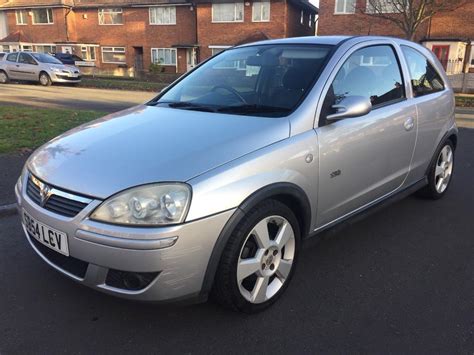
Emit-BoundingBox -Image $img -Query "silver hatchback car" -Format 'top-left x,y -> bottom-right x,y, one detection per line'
0,51 -> 81,86
16,36 -> 457,313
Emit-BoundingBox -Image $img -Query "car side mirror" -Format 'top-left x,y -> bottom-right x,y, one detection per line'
326,96 -> 372,122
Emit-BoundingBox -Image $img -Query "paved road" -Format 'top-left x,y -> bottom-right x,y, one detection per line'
0,83 -> 155,112
0,128 -> 472,354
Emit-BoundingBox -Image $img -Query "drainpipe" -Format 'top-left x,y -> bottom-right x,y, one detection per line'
64,7 -> 71,42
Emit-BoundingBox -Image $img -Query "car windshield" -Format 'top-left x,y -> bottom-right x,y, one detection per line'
152,44 -> 333,117
32,53 -> 63,64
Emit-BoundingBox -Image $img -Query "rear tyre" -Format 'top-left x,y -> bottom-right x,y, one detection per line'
212,199 -> 300,313
0,71 -> 9,84
39,72 -> 52,86
417,140 -> 455,200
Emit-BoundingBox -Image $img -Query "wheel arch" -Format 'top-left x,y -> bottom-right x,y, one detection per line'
425,130 -> 458,176
200,182 -> 311,298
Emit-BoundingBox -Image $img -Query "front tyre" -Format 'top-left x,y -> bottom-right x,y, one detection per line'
418,140 -> 455,199
0,71 -> 9,84
212,199 -> 300,313
39,72 -> 52,86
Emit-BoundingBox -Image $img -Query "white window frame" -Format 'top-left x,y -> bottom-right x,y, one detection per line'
98,8 -> 123,25
101,46 -> 126,64
151,48 -> 177,66
209,45 -> 231,56
2,45 -> 11,53
32,8 -> 54,25
334,0 -> 356,14
252,1 -> 270,22
81,46 -> 96,61
15,10 -> 27,25
212,2 -> 244,23
149,6 -> 176,25
308,13 -> 312,27
21,45 -> 33,52
300,10 -> 303,24
35,45 -> 56,54
366,0 -> 399,14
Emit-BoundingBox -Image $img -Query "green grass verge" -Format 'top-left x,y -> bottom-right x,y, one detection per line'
455,94 -> 474,108
0,105 -> 104,154
78,77 -> 169,92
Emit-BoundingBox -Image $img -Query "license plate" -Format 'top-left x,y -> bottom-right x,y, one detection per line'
23,210 -> 69,256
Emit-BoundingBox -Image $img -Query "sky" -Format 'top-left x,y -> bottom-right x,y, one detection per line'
310,0 -> 320,6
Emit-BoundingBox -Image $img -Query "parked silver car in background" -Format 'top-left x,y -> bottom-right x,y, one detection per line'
16,36 -> 457,313
0,51 -> 81,86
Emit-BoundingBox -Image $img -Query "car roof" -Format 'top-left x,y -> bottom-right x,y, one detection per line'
236,35 -> 422,48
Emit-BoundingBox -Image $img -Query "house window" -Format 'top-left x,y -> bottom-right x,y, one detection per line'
366,0 -> 399,13
149,7 -> 176,25
81,46 -> 96,61
36,45 -> 56,54
16,10 -> 27,25
2,45 -> 10,53
102,47 -> 126,63
300,10 -> 303,24
212,2 -> 244,22
32,8 -> 54,24
252,1 -> 270,22
335,0 -> 356,14
21,45 -> 33,52
151,48 -> 177,65
210,46 -> 231,56
98,8 -> 123,25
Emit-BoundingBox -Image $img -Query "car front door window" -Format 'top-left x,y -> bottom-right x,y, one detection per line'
323,45 -> 405,123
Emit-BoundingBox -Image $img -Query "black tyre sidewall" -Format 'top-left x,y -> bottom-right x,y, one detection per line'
213,199 -> 301,313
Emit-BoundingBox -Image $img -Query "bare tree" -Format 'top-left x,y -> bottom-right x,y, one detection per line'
362,0 -> 467,41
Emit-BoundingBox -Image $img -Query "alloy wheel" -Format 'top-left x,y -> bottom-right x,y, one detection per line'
434,145 -> 453,194
236,215 -> 295,304
40,74 -> 49,86
0,72 -> 7,83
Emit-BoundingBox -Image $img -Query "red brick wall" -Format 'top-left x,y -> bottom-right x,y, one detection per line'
72,6 -> 196,72
286,2 -> 315,38
317,0 -> 427,40
428,2 -> 474,39
197,0 -> 287,60
5,7 -> 70,43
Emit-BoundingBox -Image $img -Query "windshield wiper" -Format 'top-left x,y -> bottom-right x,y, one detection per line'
217,104 -> 291,115
150,101 -> 217,112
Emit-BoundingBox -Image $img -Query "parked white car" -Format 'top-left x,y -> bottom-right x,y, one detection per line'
0,51 -> 81,86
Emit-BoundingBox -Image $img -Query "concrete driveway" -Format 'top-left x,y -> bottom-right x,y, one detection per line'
0,83 -> 155,112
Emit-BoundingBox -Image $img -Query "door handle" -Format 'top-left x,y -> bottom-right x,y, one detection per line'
16,64 -> 20,67
404,117 -> 415,131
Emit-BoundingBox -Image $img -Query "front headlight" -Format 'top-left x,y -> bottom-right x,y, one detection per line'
50,67 -> 61,73
90,183 -> 191,226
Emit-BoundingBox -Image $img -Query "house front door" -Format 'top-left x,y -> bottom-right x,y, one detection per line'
432,45 -> 450,70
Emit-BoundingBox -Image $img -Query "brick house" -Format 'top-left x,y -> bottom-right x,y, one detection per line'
0,0 -> 317,75
317,0 -> 474,74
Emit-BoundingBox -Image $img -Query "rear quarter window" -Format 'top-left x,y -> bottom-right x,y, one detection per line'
401,45 -> 445,97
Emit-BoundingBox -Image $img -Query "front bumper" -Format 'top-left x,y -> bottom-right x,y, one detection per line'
51,72 -> 82,83
15,176 -> 234,302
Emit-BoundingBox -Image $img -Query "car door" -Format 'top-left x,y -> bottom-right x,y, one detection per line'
17,53 -> 39,81
4,52 -> 20,79
315,43 -> 417,228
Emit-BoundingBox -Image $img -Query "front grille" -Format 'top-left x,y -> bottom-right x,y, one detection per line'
26,174 -> 90,217
29,233 -> 89,278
